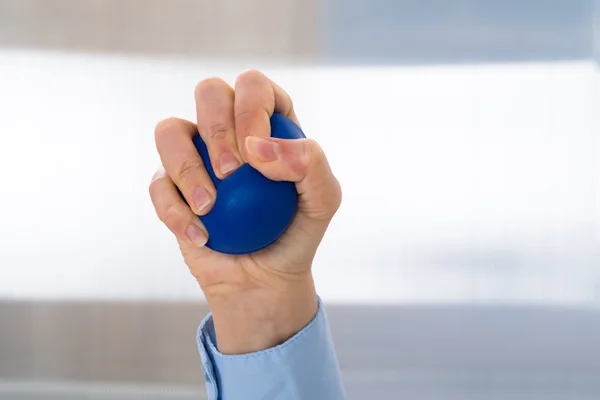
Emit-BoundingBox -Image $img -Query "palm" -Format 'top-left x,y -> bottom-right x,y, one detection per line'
180,210 -> 322,291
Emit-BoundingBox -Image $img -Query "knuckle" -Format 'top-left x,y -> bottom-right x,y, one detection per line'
273,82 -> 294,109
148,179 -> 160,198
318,177 -> 342,220
306,139 -> 341,217
148,168 -> 168,199
195,77 -> 228,97
234,108 -> 266,135
206,121 -> 232,141
306,139 -> 325,165
154,117 -> 181,141
176,158 -> 204,183
306,138 -> 323,153
234,108 -> 255,123
149,166 -> 166,186
158,203 -> 182,228
283,94 -> 294,110
331,177 -> 343,212
236,69 -> 267,87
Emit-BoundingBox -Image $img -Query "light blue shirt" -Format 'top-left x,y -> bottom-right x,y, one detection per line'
197,299 -> 346,399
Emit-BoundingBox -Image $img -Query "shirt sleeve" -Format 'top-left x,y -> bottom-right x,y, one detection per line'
196,298 -> 346,400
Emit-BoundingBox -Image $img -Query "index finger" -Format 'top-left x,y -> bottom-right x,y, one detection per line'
233,70 -> 300,158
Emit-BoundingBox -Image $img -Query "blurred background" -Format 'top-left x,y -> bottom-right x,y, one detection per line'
0,0 -> 599,399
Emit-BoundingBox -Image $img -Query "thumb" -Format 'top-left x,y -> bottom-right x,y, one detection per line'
244,136 -> 342,222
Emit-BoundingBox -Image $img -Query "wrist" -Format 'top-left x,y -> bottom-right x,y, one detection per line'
206,275 -> 318,355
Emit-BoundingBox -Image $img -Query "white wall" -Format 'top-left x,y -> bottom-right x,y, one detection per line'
0,50 -> 598,303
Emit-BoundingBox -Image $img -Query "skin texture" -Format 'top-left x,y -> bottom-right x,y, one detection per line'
149,70 -> 342,355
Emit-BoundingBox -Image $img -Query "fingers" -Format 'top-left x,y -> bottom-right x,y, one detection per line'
154,117 -> 216,215
194,78 -> 243,179
149,166 -> 210,249
234,70 -> 299,158
244,136 -> 342,221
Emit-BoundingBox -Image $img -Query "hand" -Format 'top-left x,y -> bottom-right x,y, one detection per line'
149,70 -> 342,354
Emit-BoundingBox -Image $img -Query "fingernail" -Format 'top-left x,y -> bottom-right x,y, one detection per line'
219,152 -> 240,176
245,136 -> 279,162
187,219 -> 208,247
151,166 -> 166,183
290,139 -> 311,166
193,187 -> 212,213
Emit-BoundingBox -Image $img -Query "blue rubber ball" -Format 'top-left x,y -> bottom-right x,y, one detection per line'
187,113 -> 306,255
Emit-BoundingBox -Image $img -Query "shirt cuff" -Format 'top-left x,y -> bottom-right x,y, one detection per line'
197,298 -> 346,400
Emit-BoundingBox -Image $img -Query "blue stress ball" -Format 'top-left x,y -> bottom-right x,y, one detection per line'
188,113 -> 305,255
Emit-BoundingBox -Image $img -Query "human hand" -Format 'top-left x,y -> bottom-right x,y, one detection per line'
149,70 -> 341,354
